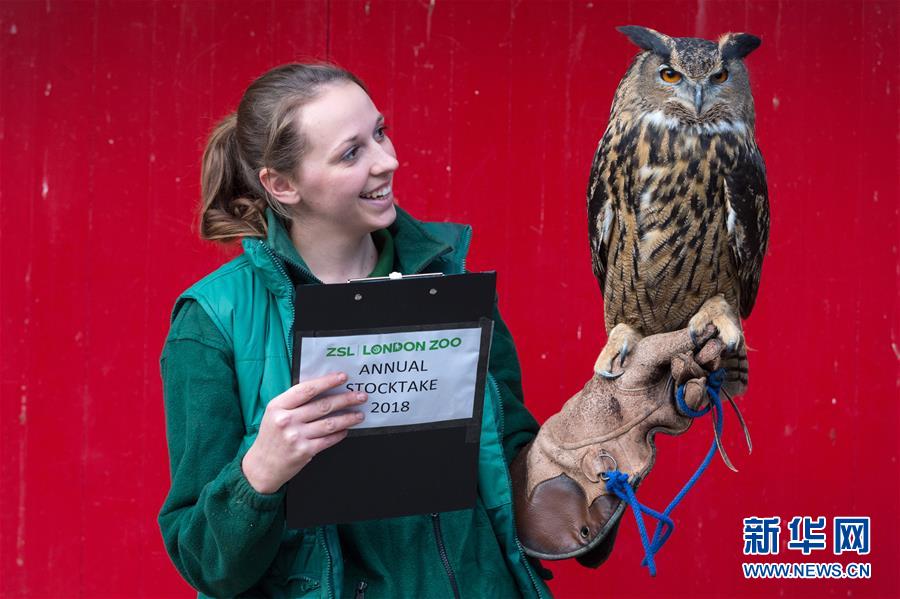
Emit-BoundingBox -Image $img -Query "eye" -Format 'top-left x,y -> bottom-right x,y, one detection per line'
711,69 -> 729,84
659,67 -> 682,84
374,124 -> 389,141
341,146 -> 359,162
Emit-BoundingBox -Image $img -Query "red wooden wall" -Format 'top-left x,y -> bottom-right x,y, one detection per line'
1,1 -> 897,597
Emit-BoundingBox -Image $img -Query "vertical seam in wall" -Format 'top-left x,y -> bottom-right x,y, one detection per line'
81,0 -> 101,593
139,2 -> 160,593
325,0 -> 331,59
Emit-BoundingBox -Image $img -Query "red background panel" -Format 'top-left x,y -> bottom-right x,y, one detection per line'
1,1 -> 897,597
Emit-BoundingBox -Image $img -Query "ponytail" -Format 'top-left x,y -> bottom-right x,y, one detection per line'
198,113 -> 268,242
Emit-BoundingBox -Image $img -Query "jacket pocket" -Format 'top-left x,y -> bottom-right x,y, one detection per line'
258,528 -> 322,597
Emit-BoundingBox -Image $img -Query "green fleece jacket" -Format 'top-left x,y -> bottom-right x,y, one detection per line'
159,208 -> 551,598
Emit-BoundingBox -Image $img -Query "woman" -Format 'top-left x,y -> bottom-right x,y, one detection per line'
158,64 -> 552,598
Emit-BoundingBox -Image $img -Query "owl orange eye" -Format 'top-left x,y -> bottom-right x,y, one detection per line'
711,69 -> 729,84
659,68 -> 682,84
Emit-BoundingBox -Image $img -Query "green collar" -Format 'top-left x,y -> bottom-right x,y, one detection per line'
369,229 -> 395,277
387,207 -> 453,274
258,206 -> 449,283
264,209 -> 309,274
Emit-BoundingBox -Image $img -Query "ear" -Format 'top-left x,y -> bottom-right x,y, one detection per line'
259,168 -> 301,206
719,32 -> 761,61
616,25 -> 671,60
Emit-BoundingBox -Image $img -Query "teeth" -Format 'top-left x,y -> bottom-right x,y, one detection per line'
360,184 -> 391,199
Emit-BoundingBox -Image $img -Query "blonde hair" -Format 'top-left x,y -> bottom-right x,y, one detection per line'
199,64 -> 368,243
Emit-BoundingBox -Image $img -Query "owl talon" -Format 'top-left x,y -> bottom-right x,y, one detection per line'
689,328 -> 702,350
688,295 -> 743,355
594,324 -> 643,377
599,370 -> 624,380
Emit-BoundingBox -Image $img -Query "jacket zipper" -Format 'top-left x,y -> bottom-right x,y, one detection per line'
318,528 -> 335,599
488,374 -> 544,598
257,238 -> 321,283
431,513 -> 461,599
459,227 -> 473,272
258,241 -> 299,353
424,236 -> 470,599
259,241 -> 338,599
354,580 -> 368,599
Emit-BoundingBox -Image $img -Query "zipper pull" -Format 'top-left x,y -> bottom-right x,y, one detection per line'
354,580 -> 368,599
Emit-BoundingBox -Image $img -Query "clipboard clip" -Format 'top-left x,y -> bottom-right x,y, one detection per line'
347,271 -> 445,283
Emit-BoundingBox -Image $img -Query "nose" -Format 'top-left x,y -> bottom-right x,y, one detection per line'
371,142 -> 399,176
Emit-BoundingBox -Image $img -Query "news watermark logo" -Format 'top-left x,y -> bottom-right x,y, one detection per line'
741,516 -> 871,579
832,517 -> 870,556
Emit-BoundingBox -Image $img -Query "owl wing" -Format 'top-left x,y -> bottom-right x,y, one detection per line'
586,132 -> 616,295
725,143 -> 770,318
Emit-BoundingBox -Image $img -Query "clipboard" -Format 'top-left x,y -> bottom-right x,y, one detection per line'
285,271 -> 496,529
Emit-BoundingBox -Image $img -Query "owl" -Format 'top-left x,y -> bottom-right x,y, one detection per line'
588,26 -> 769,382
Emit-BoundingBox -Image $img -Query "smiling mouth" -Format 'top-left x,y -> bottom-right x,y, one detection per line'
359,183 -> 392,199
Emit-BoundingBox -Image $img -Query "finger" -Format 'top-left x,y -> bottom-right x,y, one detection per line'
278,372 -> 348,409
671,353 -> 706,385
696,338 -> 725,368
294,390 -> 367,423
305,410 -> 366,439
682,378 -> 709,412
631,324 -> 717,369
309,429 -> 350,456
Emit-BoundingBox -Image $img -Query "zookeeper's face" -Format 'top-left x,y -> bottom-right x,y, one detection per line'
292,81 -> 399,235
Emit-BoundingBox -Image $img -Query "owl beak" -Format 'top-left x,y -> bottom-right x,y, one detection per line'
694,85 -> 704,115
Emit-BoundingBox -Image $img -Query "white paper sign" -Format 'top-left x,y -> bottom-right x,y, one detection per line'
298,326 -> 484,429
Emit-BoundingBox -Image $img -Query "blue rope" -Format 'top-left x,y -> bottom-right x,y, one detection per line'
604,471 -> 674,576
603,368 -> 726,576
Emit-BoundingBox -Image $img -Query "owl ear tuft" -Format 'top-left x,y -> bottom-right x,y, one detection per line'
719,32 -> 761,61
617,26 -> 671,60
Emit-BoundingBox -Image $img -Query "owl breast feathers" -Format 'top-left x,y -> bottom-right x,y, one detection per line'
588,25 -> 770,338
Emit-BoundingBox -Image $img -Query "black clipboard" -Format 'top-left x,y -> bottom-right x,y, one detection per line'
286,272 -> 496,529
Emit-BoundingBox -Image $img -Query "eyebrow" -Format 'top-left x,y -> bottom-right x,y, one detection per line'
334,114 -> 385,153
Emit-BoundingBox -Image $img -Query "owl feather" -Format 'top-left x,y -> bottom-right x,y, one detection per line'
588,26 -> 769,386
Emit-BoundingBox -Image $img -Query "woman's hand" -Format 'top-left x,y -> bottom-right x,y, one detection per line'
241,372 -> 367,494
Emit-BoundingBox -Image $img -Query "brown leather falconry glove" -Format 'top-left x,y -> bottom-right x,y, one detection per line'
511,325 -> 746,569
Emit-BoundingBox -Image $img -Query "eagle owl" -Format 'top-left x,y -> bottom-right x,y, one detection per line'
588,26 -> 770,379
